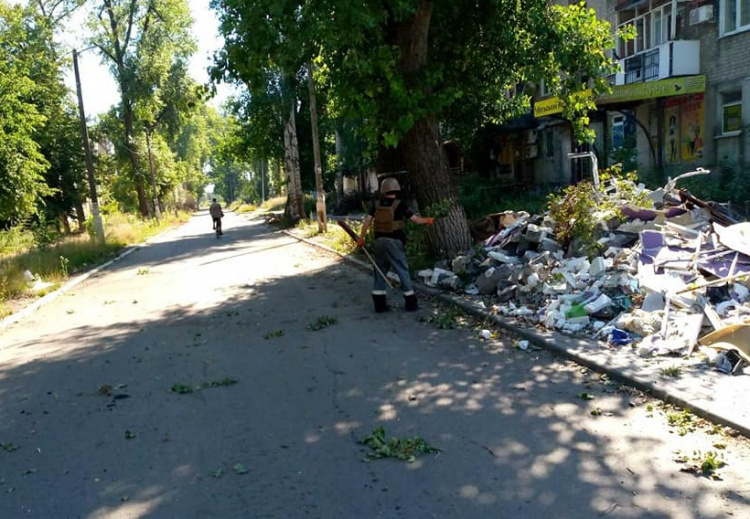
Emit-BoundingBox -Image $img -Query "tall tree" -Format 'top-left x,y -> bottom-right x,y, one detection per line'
211,2 -> 312,222
213,1 -> 621,255
0,3 -> 54,225
87,0 -> 196,217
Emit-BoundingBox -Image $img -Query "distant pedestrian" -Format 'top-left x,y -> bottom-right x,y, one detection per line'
357,177 -> 434,312
210,198 -> 224,235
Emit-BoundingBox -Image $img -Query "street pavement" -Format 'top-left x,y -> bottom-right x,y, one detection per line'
1,211 -> 750,519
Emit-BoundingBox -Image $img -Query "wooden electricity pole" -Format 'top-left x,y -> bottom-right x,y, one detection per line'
73,49 -> 105,242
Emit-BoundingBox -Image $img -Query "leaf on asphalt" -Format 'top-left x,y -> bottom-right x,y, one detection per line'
124,430 -> 136,440
1,442 -> 20,452
233,463 -> 249,475
171,378 -> 237,394
577,392 -> 595,400
211,469 -> 223,478
359,426 -> 440,462
263,330 -> 284,339
98,385 -> 114,396
307,315 -> 337,331
170,383 -> 194,394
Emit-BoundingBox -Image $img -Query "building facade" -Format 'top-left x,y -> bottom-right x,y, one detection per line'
528,0 -> 750,188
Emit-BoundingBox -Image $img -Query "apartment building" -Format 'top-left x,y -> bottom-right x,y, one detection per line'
527,0 -> 750,187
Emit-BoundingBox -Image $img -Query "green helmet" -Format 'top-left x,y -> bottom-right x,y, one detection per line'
380,177 -> 400,195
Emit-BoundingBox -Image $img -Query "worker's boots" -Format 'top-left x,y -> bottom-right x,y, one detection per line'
404,293 -> 419,312
372,294 -> 388,313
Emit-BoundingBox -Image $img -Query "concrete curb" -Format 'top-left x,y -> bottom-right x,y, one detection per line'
0,245 -> 141,331
284,229 -> 750,438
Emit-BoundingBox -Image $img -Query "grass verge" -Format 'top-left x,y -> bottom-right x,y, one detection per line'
0,211 -> 191,313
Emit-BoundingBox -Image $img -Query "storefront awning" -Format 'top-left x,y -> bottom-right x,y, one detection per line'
533,75 -> 706,118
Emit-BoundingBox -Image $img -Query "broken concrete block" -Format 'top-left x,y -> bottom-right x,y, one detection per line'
539,237 -> 562,253
430,268 -> 453,286
584,293 -> 612,314
732,283 -> 750,301
589,256 -> 606,277
437,274 -> 462,290
476,267 -> 503,295
417,269 -> 433,284
524,224 -> 545,243
641,291 -> 665,312
487,250 -> 521,264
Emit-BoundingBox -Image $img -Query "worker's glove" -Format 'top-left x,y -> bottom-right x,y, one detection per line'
356,237 -> 365,247
425,217 -> 435,225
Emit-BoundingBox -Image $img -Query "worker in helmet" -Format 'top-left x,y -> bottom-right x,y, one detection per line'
357,177 -> 434,312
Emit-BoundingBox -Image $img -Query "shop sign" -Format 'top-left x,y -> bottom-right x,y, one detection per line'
533,75 -> 706,118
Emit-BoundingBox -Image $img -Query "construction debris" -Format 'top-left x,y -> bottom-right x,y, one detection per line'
426,168 -> 750,376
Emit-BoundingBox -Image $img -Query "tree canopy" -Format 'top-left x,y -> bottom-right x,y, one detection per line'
212,0 -> 623,253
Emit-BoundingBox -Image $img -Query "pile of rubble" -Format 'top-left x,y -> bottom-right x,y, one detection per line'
419,170 -> 750,375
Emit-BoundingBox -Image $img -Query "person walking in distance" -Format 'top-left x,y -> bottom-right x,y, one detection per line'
357,177 -> 434,312
210,198 -> 224,235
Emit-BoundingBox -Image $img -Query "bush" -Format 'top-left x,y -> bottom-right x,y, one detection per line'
547,164 -> 650,256
458,174 -> 547,219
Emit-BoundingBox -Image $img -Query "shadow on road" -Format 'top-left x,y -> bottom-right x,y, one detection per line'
0,217 -> 743,518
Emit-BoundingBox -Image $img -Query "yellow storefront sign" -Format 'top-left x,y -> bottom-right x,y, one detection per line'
533,75 -> 706,118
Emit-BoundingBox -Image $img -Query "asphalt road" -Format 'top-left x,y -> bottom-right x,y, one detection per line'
1,211 -> 750,519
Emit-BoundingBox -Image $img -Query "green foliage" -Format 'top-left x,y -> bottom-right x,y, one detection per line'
360,426 -> 440,462
87,0 -> 205,216
667,409 -> 696,436
547,164 -> 650,254
661,366 -> 682,378
307,315 -> 337,331
263,330 -> 284,340
547,180 -> 599,251
420,306 -> 466,330
0,4 -> 55,223
31,214 -> 59,249
674,449 -> 725,478
213,1 -> 625,249
170,377 -> 238,394
458,175 -> 548,220
672,159 -> 750,213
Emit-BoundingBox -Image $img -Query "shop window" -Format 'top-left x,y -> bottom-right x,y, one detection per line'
722,91 -> 742,134
721,0 -> 750,35
612,116 -> 625,149
544,128 -> 555,159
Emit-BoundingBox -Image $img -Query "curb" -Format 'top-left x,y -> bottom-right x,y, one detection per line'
0,245 -> 140,332
284,229 -> 750,438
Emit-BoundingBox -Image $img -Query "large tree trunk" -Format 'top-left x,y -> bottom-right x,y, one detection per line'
402,117 -> 471,256
123,104 -> 150,217
394,1 -> 471,256
283,99 -> 305,222
307,62 -> 327,232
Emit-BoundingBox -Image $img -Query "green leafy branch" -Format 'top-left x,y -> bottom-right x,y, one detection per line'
170,377 -> 238,394
360,426 -> 440,462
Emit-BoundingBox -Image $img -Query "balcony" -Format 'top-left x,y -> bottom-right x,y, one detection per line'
615,40 -> 700,86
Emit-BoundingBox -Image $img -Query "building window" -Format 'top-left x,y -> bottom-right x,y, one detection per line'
722,91 -> 742,133
617,5 -> 672,58
544,128 -> 555,159
721,0 -> 750,35
612,115 -> 625,149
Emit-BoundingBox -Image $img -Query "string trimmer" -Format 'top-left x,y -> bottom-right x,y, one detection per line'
336,220 -> 394,289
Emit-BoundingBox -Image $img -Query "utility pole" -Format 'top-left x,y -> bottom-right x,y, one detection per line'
73,49 -> 105,242
307,62 -> 327,232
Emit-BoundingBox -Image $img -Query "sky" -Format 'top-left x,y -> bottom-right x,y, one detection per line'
62,0 -> 235,117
